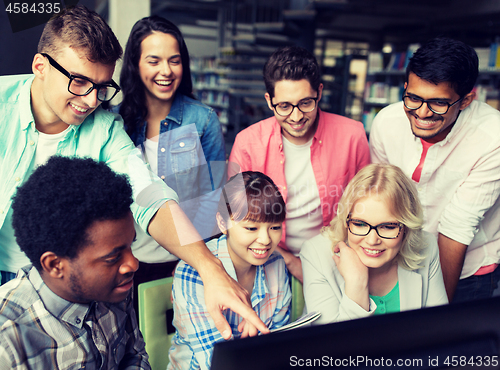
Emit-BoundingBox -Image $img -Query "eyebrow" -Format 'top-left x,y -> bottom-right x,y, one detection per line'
274,96 -> 316,104
99,233 -> 136,260
68,72 -> 114,86
405,92 -> 452,102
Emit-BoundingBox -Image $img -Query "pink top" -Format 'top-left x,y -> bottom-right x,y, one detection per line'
229,110 -> 370,250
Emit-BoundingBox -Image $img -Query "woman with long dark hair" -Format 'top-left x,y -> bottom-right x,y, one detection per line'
112,15 -> 226,296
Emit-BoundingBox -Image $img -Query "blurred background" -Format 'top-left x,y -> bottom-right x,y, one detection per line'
3,0 -> 500,146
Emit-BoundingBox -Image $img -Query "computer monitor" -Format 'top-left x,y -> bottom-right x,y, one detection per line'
211,296 -> 500,369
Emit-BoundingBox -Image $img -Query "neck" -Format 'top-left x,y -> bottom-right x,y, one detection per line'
145,93 -> 174,123
31,78 -> 70,134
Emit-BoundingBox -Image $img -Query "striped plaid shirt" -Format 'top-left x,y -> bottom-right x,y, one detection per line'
0,266 -> 150,370
168,235 -> 291,370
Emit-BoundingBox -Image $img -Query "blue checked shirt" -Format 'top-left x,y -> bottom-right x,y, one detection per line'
0,266 -> 150,369
168,235 -> 291,370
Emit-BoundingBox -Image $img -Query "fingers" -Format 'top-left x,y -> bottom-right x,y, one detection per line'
238,319 -> 259,338
208,306 -> 233,340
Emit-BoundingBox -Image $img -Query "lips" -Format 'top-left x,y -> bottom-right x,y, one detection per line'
361,247 -> 384,257
115,277 -> 134,291
287,120 -> 306,131
70,102 -> 89,114
411,114 -> 442,130
249,248 -> 270,259
155,80 -> 173,86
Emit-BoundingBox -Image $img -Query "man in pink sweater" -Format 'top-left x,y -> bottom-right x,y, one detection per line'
229,46 -> 370,282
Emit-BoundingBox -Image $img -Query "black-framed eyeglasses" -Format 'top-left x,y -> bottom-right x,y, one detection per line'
41,53 -> 120,102
402,92 -> 462,115
346,219 -> 403,239
271,96 -> 319,117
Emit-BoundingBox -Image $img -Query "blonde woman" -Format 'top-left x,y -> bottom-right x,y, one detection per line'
300,163 -> 448,325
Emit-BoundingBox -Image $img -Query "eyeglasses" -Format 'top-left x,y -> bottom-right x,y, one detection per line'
403,93 -> 462,115
346,219 -> 403,239
41,53 -> 120,102
271,96 -> 318,117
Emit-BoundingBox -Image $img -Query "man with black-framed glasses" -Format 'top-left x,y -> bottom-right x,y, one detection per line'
0,4 -> 271,342
229,46 -> 370,282
370,37 -> 500,304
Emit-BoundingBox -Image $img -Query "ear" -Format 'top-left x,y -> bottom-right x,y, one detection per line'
317,83 -> 324,101
40,251 -> 65,279
216,212 -> 228,235
404,82 -> 408,90
32,53 -> 48,79
459,91 -> 476,110
264,92 -> 274,111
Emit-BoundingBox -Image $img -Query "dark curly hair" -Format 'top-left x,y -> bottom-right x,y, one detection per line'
38,5 -> 122,65
119,15 -> 195,137
263,45 -> 322,98
406,37 -> 478,98
11,156 -> 133,271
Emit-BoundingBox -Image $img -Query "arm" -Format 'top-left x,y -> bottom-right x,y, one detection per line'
267,258 -> 292,330
437,233 -> 467,302
191,109 -> 227,238
171,264 -> 228,370
119,296 -> 151,370
300,238 -> 375,325
424,234 -> 449,307
276,246 -> 303,283
148,202 -> 268,338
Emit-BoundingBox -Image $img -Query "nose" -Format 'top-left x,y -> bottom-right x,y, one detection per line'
160,60 -> 172,76
256,228 -> 271,246
81,88 -> 99,108
414,102 -> 434,118
120,248 -> 139,275
365,228 -> 381,245
288,105 -> 304,122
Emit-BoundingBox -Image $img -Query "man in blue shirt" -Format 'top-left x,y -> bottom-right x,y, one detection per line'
0,5 -> 267,339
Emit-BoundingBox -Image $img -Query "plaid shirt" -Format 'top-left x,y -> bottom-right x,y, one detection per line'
0,266 -> 150,370
168,235 -> 291,370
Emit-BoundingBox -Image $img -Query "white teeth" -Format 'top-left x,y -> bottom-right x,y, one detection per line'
156,80 -> 172,86
363,248 -> 382,255
250,249 -> 267,255
416,118 -> 438,124
70,103 -> 88,113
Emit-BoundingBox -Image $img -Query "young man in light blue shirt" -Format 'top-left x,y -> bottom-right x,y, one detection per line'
0,5 -> 267,338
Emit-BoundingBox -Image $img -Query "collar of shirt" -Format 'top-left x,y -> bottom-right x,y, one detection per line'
26,266 -> 90,329
19,75 -> 36,131
215,235 -> 270,308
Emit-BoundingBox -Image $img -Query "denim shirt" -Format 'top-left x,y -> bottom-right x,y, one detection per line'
114,94 -> 226,240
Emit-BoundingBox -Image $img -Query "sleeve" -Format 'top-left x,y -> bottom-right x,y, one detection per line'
0,323 -> 29,370
170,263 -> 226,370
101,114 -> 179,234
423,235 -> 449,307
300,239 -> 376,325
191,109 -> 227,239
119,297 -> 152,370
438,143 -> 500,245
368,110 -> 390,164
267,259 -> 292,330
355,126 -> 371,171
228,132 -> 251,178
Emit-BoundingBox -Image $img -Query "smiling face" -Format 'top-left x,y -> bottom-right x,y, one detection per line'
265,79 -> 323,145
138,31 -> 183,109
218,214 -> 282,273
31,47 -> 115,133
347,195 -> 403,272
404,72 -> 474,143
61,212 -> 139,304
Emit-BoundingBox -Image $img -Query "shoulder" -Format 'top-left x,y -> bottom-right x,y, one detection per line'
0,74 -> 33,103
0,273 -> 39,326
81,106 -> 126,134
300,233 -> 334,260
234,116 -> 278,144
179,94 -> 215,116
319,111 -> 367,139
371,102 -> 406,128
462,100 -> 500,133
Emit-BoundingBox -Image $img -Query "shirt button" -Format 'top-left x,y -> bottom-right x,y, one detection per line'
280,161 -> 283,164
319,140 -> 322,144
283,186 -> 286,190
161,175 -> 165,179
74,134 -> 78,138
15,177 -> 21,182
179,142 -> 185,148
163,122 -> 168,126
29,141 -> 35,146
161,148 -> 166,152
75,318 -> 81,324
0,209 -> 4,214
